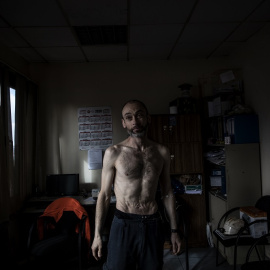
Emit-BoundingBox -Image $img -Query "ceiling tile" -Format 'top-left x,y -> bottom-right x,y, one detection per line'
130,24 -> 183,45
171,42 -> 219,58
228,22 -> 265,42
0,17 -> 9,27
0,0 -> 67,26
190,0 -> 262,22
0,28 -> 29,47
129,44 -> 173,60
212,42 -> 244,57
248,0 -> 270,21
36,47 -> 86,62
59,0 -> 127,26
82,45 -> 127,61
179,23 -> 239,43
74,25 -> 127,45
0,0 -> 268,63
130,0 -> 197,24
16,27 -> 78,47
11,47 -> 45,62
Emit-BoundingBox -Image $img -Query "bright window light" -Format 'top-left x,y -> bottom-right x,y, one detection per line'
10,88 -> 16,159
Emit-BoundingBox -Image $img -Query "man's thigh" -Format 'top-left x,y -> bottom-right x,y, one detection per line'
103,217 -> 138,270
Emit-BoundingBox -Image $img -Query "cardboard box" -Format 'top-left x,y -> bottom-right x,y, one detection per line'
240,206 -> 268,238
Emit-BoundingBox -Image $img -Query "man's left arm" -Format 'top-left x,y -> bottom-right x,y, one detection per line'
159,145 -> 181,255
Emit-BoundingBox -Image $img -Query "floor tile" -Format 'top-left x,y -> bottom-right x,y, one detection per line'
84,247 -> 243,270
177,247 -> 241,270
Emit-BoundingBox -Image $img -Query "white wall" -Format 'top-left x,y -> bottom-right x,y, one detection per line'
29,59 -> 233,192
229,23 -> 270,195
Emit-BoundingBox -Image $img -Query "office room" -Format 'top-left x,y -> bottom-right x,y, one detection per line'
1,1 -> 270,269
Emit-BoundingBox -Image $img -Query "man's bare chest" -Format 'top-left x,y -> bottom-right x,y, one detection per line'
116,148 -> 163,179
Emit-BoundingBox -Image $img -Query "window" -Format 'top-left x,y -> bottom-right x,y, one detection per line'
10,87 -> 16,161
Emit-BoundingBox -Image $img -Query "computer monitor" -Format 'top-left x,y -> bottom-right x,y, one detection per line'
46,174 -> 79,196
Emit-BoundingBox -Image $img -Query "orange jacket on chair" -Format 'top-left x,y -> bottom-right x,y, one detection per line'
37,197 -> 91,250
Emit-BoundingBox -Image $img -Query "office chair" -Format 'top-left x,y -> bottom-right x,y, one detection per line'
214,195 -> 270,270
241,232 -> 270,270
27,197 -> 91,270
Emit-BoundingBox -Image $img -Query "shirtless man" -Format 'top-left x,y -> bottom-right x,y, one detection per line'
91,100 -> 181,270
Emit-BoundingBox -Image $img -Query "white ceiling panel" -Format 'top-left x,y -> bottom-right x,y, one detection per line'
171,42 -> 219,58
83,45 -> 127,61
36,47 -> 86,62
130,24 -> 183,45
0,0 -> 268,63
59,0 -> 127,26
180,23 -> 239,43
228,22 -> 265,42
0,0 -> 67,26
190,0 -> 262,22
16,27 -> 78,47
0,17 -> 8,27
248,0 -> 270,21
130,44 -> 173,60
212,42 -> 244,57
0,29 -> 29,47
130,0 -> 197,24
12,47 -> 45,62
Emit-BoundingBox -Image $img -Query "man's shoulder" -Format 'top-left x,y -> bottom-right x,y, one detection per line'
105,143 -> 127,156
105,144 -> 121,153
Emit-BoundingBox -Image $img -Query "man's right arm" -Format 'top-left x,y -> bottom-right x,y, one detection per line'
91,146 -> 116,260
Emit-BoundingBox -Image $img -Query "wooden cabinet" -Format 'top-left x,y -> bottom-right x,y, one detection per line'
148,114 -> 203,174
148,114 -> 207,247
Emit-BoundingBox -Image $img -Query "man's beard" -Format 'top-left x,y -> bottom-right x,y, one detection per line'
127,124 -> 148,138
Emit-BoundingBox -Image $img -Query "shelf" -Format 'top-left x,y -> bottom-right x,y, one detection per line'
209,190 -> 227,201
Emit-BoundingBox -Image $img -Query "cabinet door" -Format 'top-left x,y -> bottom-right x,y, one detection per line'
149,115 -> 203,174
148,115 -> 166,143
167,143 -> 183,174
148,115 -> 184,143
177,194 -> 208,247
181,143 -> 203,173
225,143 -> 261,209
183,114 -> 202,142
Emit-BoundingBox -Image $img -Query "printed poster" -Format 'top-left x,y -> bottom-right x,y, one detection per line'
78,106 -> 113,150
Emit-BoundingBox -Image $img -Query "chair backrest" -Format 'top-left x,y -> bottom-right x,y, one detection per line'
245,232 -> 270,264
55,211 -> 80,235
255,195 -> 270,221
37,197 -> 91,246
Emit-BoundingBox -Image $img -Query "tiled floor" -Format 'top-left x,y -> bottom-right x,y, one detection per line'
18,246 -> 242,270
162,247 -> 241,270
87,247 -> 241,270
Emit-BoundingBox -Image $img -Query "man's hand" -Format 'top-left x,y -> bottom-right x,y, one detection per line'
171,233 -> 181,255
91,236 -> 103,260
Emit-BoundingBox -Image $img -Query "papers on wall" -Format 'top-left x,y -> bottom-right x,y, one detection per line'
88,149 -> 102,170
78,106 -> 113,150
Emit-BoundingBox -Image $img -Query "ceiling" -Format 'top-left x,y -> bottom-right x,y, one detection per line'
0,0 -> 269,63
